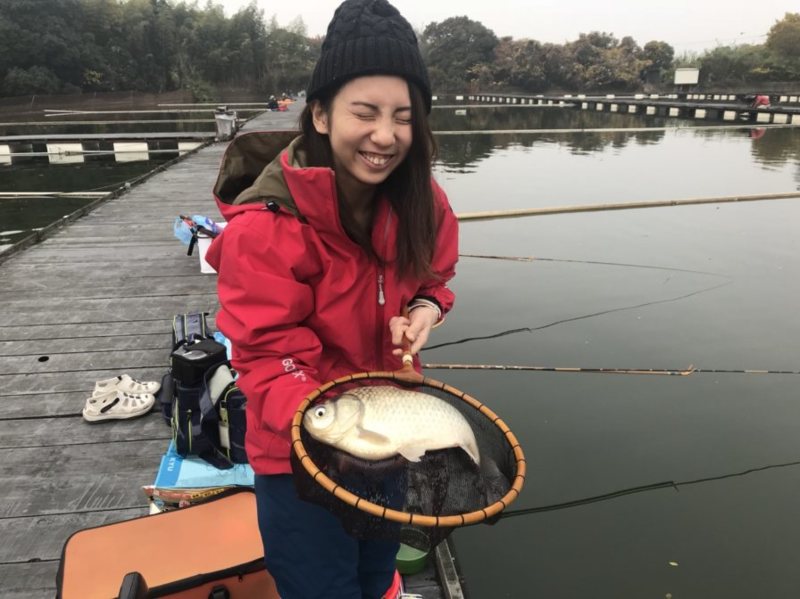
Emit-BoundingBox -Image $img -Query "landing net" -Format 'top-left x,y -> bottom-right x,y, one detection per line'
290,365 -> 526,551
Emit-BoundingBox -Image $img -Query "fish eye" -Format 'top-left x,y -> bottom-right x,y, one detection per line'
314,406 -> 327,418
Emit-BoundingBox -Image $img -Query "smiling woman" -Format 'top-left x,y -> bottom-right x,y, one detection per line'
205,0 -> 459,597
310,76 -> 414,229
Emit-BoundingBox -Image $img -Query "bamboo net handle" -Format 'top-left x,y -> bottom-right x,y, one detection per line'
456,191 -> 800,222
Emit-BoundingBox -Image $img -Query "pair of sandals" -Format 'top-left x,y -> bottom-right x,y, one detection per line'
82,375 -> 162,423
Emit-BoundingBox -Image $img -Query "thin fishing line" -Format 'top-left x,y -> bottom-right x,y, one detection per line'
500,458 -> 800,518
460,252 -> 728,278
426,280 -> 732,350
422,363 -> 800,376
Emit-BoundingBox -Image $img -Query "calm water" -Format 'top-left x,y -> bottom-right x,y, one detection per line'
424,107 -> 800,598
5,103 -> 800,596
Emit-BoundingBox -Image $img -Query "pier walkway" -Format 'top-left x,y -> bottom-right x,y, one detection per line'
0,104 -> 450,598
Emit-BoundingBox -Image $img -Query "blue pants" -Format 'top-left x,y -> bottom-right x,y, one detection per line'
255,474 -> 399,599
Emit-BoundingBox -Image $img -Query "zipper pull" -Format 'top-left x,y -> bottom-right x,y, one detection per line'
377,273 -> 385,305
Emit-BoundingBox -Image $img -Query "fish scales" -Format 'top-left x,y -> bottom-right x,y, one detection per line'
303,385 -> 480,465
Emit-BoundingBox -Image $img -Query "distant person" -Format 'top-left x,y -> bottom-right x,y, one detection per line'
751,94 -> 770,109
267,95 -> 279,110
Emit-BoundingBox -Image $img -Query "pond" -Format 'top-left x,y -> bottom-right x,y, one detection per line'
425,106 -> 800,598
4,102 -> 800,597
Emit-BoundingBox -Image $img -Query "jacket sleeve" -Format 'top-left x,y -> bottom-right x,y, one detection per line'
212,211 -> 322,444
414,179 -> 458,316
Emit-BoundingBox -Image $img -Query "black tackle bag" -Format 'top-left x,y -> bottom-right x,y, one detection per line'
172,362 -> 248,467
158,312 -> 248,468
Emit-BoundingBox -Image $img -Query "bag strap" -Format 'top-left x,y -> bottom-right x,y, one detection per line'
197,364 -> 237,469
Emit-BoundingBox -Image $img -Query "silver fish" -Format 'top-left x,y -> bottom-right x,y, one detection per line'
303,385 -> 480,465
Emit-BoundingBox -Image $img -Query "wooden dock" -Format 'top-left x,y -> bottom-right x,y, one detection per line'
0,102 -> 456,598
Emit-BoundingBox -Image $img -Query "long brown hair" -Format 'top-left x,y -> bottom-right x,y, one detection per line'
299,80 -> 438,280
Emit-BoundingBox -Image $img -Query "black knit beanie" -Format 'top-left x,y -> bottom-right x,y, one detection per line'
306,0 -> 432,113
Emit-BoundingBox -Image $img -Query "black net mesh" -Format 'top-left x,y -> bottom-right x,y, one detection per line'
290,375 -> 520,551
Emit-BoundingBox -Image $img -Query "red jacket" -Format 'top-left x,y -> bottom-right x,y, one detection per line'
205,132 -> 459,475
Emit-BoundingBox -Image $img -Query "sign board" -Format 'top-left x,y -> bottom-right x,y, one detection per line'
674,68 -> 700,85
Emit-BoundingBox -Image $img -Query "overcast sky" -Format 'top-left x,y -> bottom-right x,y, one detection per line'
220,0 -> 796,54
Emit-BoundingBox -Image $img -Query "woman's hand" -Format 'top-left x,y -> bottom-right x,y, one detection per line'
389,306 -> 439,356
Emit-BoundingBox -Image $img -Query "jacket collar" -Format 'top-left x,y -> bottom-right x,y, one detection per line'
213,131 -> 395,260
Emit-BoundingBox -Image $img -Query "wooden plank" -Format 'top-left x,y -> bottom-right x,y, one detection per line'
0,296 -> 219,325
1,347 -> 167,375
11,245 -> 200,261
0,414 -> 168,450
0,333 -> 170,357
0,278 -> 215,301
0,439 -> 166,518
2,255 -> 203,272
0,320 -> 177,342
0,262 -> 206,280
0,507 -> 148,561
0,561 -> 60,599
1,368 -> 169,395
1,391 -> 91,418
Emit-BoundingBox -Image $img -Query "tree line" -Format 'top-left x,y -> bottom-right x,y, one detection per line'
0,0 -> 320,99
0,1 -> 797,99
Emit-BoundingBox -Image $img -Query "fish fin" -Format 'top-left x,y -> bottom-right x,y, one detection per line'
398,444 -> 428,462
355,426 -> 392,446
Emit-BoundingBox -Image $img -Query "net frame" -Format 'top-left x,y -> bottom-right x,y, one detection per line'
290,359 -> 526,528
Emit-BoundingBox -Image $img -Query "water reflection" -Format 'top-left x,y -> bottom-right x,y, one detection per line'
747,128 -> 800,187
431,105 -> 668,132
434,108 -> 675,171
433,107 -> 800,187
747,128 -> 800,164
436,129 -> 673,173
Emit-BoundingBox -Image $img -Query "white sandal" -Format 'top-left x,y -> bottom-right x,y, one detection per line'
83,389 -> 155,422
93,374 -> 161,397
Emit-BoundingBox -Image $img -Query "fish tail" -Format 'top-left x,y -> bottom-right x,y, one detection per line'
462,439 -> 480,466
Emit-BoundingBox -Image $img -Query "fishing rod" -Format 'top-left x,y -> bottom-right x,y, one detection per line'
499,458 -> 800,518
455,191 -> 800,221
0,119 -> 214,126
459,252 -> 727,277
422,363 -> 800,376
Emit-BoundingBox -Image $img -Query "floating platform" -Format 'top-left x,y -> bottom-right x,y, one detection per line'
459,92 -> 800,124
0,138 -> 207,165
